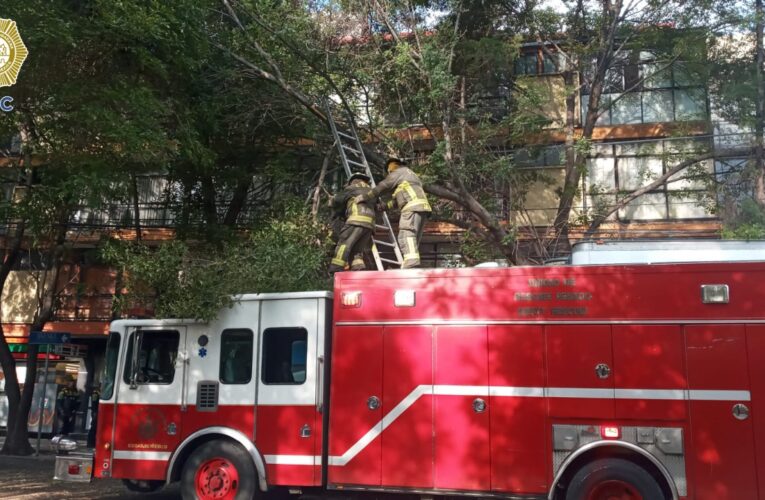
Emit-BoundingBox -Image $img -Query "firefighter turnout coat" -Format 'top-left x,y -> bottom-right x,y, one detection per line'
329,182 -> 376,272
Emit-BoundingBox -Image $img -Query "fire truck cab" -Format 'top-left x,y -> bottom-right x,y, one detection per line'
58,250 -> 765,500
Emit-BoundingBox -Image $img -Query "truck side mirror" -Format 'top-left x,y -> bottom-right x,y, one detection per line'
128,329 -> 143,390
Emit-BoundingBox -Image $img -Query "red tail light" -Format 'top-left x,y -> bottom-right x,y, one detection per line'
601,426 -> 621,439
68,464 -> 81,475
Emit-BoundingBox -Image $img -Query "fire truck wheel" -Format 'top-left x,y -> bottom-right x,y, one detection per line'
122,479 -> 164,493
564,458 -> 666,500
181,440 -> 257,500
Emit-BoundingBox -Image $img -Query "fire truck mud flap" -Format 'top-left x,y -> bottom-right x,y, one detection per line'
54,453 -> 94,482
166,426 -> 268,492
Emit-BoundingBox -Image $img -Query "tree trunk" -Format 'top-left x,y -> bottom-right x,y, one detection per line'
130,173 -> 142,241
755,0 -> 765,205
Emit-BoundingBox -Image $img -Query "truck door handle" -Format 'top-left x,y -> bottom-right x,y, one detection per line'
300,424 -> 311,438
367,396 -> 380,410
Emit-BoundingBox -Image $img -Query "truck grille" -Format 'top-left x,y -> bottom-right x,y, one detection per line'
197,381 -> 219,411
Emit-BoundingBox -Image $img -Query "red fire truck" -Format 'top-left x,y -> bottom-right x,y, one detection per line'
55,250 -> 765,500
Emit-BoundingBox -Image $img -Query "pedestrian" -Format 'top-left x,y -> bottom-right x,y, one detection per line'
328,173 -> 377,274
355,157 -> 431,268
56,379 -> 79,436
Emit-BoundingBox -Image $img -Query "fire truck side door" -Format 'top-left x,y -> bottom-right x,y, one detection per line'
546,324 -> 614,418
434,325 -> 490,491
255,298 -> 323,486
381,325 -> 434,488
112,326 -> 187,479
685,324 -> 757,500
327,325 -> 383,487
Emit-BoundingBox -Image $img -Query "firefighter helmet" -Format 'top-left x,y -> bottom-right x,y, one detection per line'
348,172 -> 370,184
386,157 -> 407,172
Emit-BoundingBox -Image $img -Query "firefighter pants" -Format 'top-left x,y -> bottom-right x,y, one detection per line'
329,224 -> 372,273
398,211 -> 428,268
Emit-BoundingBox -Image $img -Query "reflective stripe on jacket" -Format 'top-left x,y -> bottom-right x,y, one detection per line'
333,183 -> 376,229
362,167 -> 431,213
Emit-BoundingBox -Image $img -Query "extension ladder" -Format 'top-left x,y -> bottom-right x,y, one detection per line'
325,101 -> 403,270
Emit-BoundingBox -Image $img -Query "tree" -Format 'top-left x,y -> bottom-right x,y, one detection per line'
0,0 -> 204,454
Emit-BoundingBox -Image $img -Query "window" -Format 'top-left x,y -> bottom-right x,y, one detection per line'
123,330 -> 179,385
101,332 -> 120,399
219,329 -> 254,384
514,53 -> 538,75
261,328 -> 307,385
582,139 -> 715,222
580,52 -> 707,125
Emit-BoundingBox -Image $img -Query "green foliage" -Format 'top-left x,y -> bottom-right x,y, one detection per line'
102,203 -> 333,321
722,199 -> 765,240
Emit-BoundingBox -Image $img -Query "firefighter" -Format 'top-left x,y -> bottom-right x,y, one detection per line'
355,157 -> 431,268
328,173 -> 377,274
56,379 -> 79,435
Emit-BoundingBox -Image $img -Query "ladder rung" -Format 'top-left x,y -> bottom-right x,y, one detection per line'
373,239 -> 396,247
375,224 -> 391,230
380,257 -> 401,265
345,159 -> 366,168
337,131 -> 356,140
341,145 -> 362,155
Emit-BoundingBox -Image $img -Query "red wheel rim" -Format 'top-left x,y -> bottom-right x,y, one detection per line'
587,479 -> 643,500
194,457 -> 240,500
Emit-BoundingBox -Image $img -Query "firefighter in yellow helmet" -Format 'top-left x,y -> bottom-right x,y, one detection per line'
328,173 -> 377,274
355,157 -> 431,268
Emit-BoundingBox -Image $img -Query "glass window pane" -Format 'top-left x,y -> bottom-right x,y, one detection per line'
582,94 -> 611,126
542,53 -> 562,74
673,63 -> 694,87
640,63 -> 672,89
618,192 -> 668,220
642,90 -> 674,123
123,330 -> 179,385
617,156 -> 663,191
674,89 -> 706,121
586,157 -> 616,191
544,146 -> 564,166
668,158 -> 713,191
604,66 -> 624,93
515,54 -> 537,75
668,193 -> 711,218
220,329 -> 254,384
262,328 -> 308,385
101,332 -> 120,400
611,93 -> 642,124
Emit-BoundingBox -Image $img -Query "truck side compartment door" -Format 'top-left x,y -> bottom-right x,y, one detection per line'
381,325 -> 433,488
489,325 -> 547,495
612,324 -> 687,420
546,324 -> 614,418
746,324 -> 765,500
327,325 -> 383,487
434,325 -> 490,491
685,324 -> 757,500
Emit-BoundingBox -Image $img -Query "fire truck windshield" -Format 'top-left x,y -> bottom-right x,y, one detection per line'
101,331 -> 120,400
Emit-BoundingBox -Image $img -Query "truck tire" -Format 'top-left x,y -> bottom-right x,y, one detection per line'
180,440 -> 258,500
564,458 -> 666,500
